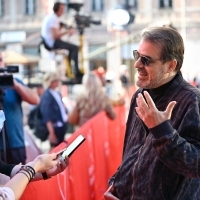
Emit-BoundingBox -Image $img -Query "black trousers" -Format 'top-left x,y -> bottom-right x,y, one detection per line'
0,146 -> 26,165
53,39 -> 81,76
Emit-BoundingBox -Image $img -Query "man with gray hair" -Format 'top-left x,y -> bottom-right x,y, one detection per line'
104,27 -> 200,199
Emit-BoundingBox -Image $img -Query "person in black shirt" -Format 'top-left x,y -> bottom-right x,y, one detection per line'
104,27 -> 200,200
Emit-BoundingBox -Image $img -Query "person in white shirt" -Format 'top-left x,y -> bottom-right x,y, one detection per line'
41,1 -> 82,79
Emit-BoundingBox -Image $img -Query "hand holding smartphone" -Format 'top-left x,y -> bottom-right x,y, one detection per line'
56,135 -> 86,159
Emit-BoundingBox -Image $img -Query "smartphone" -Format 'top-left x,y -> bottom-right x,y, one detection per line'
61,135 -> 86,158
56,147 -> 68,156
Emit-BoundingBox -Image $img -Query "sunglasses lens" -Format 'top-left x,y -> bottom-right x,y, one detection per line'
133,50 -> 150,66
141,56 -> 149,66
133,51 -> 139,61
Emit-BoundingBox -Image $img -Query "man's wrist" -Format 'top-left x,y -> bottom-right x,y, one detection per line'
150,120 -> 174,139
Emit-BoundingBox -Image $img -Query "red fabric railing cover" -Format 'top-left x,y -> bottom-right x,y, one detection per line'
20,106 -> 126,200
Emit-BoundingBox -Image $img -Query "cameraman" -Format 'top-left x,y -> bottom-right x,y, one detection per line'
41,1 -> 83,79
0,52 -> 39,165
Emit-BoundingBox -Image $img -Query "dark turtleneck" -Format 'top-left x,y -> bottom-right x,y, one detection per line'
145,73 -> 178,104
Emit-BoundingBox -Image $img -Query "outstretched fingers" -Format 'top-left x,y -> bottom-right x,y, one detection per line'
165,101 -> 177,119
135,91 -> 155,118
135,91 -> 177,128
135,92 -> 148,116
143,91 -> 156,109
138,93 -> 148,108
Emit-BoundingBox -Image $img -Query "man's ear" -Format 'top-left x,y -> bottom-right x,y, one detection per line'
168,59 -> 177,73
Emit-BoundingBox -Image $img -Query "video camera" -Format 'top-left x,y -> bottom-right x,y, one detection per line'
68,3 -> 101,31
0,66 -> 19,89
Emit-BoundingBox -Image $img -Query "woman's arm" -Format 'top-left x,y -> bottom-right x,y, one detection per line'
10,155 -> 69,181
5,153 -> 69,200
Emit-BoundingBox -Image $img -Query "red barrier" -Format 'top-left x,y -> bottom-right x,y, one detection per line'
21,106 -> 126,200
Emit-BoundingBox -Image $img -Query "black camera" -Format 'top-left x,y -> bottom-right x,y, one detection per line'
68,3 -> 83,12
74,14 -> 101,28
0,66 -> 19,89
68,3 -> 101,30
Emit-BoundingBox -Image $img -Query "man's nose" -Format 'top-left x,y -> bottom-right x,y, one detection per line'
134,58 -> 143,68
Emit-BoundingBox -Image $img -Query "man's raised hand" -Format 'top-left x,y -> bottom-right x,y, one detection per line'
135,91 -> 176,128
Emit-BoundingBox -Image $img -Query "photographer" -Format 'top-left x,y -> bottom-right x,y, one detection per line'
41,1 -> 83,79
0,52 -> 39,165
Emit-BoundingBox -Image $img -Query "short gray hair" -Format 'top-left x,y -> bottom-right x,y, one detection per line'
141,27 -> 184,71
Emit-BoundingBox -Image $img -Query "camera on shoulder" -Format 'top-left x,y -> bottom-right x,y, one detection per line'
0,66 -> 19,89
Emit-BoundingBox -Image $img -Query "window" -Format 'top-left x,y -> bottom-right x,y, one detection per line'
160,0 -> 172,8
24,0 -> 36,15
0,0 -> 4,17
89,45 -> 106,59
91,0 -> 104,12
23,47 -> 38,55
125,0 -> 137,9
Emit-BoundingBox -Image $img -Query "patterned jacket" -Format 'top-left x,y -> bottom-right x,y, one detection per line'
110,72 -> 200,200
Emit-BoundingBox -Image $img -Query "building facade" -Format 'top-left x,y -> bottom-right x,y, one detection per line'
0,0 -> 200,82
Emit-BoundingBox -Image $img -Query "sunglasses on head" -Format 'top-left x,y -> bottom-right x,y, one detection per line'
133,50 -> 161,66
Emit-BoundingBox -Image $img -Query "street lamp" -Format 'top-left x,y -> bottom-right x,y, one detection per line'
110,8 -> 130,28
107,6 -> 134,78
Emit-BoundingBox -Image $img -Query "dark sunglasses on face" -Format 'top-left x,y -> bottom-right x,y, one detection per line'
133,50 -> 160,66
